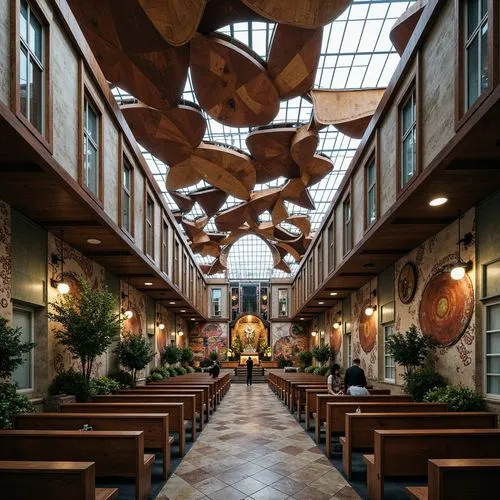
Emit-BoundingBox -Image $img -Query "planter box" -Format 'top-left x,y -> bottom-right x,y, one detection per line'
261,361 -> 279,369
221,361 -> 239,368
43,394 -> 76,412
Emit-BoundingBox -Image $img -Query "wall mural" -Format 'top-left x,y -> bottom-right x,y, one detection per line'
271,322 -> 308,361
325,307 -> 342,355
48,233 -> 107,379
0,200 -> 12,321
419,270 -> 474,346
358,304 -> 377,354
394,208 -> 476,387
190,322 -> 228,360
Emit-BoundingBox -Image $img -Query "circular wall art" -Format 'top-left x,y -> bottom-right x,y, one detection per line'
329,328 -> 342,354
418,270 -> 474,346
398,261 -> 418,304
358,305 -> 377,353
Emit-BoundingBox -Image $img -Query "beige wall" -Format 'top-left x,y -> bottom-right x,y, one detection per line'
0,0 -> 10,105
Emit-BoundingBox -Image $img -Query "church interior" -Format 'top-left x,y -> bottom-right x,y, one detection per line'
1,0 -> 500,498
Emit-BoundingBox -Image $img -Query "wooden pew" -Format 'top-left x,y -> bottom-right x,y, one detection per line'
312,392 -> 404,440
148,379 -> 217,411
93,394 -> 197,441
364,429 -> 500,500
0,461 -> 118,500
117,388 -> 205,431
61,402 -> 186,456
341,412 -> 497,479
295,384 -> 326,421
14,412 -> 173,479
0,430 -> 154,500
325,402 -> 448,457
406,458 -> 500,500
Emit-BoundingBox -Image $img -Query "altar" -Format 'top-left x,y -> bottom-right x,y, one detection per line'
239,353 -> 259,365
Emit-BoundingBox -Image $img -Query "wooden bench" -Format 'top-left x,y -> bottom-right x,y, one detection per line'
0,461 -> 118,500
406,458 -> 500,500
118,388 -> 205,430
313,392 -> 406,441
61,402 -> 186,456
148,379 -> 217,411
0,430 -> 154,500
93,394 -> 197,441
325,402 -> 448,457
14,412 -> 173,479
341,412 -> 496,479
364,429 -> 500,500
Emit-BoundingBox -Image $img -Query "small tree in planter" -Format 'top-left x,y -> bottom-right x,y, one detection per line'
115,333 -> 155,386
180,347 -> 194,367
232,336 -> 244,359
0,314 -> 36,428
161,344 -> 180,366
209,350 -> 218,362
48,278 -> 122,381
298,351 -> 313,369
312,345 -> 332,366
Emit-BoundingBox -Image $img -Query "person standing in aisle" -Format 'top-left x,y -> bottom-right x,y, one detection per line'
246,356 -> 253,386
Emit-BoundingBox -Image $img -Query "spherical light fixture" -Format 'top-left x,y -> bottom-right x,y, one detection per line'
429,197 -> 448,207
158,323 -> 165,330
57,282 -> 70,295
450,265 -> 466,281
124,309 -> 134,319
178,330 -> 184,336
365,305 -> 374,317
333,321 -> 340,329
311,330 -> 317,337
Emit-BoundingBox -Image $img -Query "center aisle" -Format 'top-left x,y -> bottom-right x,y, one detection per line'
157,383 -> 359,500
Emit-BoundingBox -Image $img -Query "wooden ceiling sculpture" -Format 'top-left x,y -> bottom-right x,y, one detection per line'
66,0 -> 402,275
389,0 -> 428,56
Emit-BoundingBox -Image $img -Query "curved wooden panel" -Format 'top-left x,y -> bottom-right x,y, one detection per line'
268,25 -> 323,99
166,164 -> 202,190
241,0 -> 351,28
190,188 -> 228,217
168,191 -> 195,213
271,199 -> 289,225
121,103 -> 206,166
181,217 -> 208,239
285,215 -> 311,236
191,239 -> 221,258
310,88 -> 385,138
198,0 -> 265,32
282,179 -> 315,210
390,0 -> 427,56
246,126 -> 299,183
291,125 -> 319,167
190,34 -> 280,127
300,154 -> 333,187
137,0 -> 207,46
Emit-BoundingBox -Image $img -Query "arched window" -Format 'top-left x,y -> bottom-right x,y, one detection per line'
227,235 -> 274,280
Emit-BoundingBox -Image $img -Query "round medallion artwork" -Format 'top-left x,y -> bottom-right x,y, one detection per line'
358,305 -> 377,353
418,270 -> 474,347
329,328 -> 342,354
398,262 -> 418,304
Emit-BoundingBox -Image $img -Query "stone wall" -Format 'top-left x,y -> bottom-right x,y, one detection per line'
0,200 -> 12,321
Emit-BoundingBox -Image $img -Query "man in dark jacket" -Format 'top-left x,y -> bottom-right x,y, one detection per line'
246,357 -> 253,386
209,360 -> 220,378
344,358 -> 368,394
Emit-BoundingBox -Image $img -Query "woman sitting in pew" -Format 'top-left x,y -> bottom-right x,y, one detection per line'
327,364 -> 344,395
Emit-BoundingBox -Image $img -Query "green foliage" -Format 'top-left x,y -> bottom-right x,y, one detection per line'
49,369 -> 93,402
108,369 -> 134,389
276,354 -> 293,369
312,366 -> 330,376
209,350 -> 218,361
0,314 -> 36,380
311,345 -> 333,366
48,278 -> 122,381
304,366 -> 316,374
199,358 -> 212,368
147,372 -> 164,382
424,385 -> 486,412
150,366 -> 170,380
175,366 -> 187,375
186,366 -> 195,373
161,345 -> 180,366
298,351 -> 313,368
232,336 -> 244,357
403,367 -> 447,402
115,334 -> 155,385
256,335 -> 268,358
386,324 -> 435,376
89,376 -> 121,395
167,367 -> 177,377
0,382 -> 35,429
180,347 -> 194,365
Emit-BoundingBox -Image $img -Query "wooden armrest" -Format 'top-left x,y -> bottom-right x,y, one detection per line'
339,437 -> 346,445
405,486 -> 428,500
96,488 -> 118,500
363,454 -> 375,465
144,454 -> 155,467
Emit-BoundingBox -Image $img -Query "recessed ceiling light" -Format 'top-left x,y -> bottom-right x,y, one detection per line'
299,317 -> 305,320
190,318 -> 195,321
330,292 -> 337,296
144,282 -> 153,286
180,309 -> 186,313
318,301 -> 324,305
429,197 -> 448,207
87,238 -> 101,245
169,301 -> 176,305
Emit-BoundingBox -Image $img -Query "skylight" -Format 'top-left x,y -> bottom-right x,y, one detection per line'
112,0 -> 414,280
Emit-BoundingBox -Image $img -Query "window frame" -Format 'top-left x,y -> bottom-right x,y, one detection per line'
364,147 -> 378,232
161,218 -> 169,276
173,239 -> 180,288
118,139 -> 135,240
211,288 -> 222,318
455,0 -> 498,129
398,85 -> 418,191
11,0 -> 52,150
342,193 -> 352,256
317,241 -> 323,285
12,305 -> 34,393
144,191 -> 155,259
327,220 -> 335,273
484,299 -> 500,401
278,288 -> 288,317
383,323 -> 396,383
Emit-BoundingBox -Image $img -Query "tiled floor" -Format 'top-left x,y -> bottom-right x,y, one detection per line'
157,383 -> 359,500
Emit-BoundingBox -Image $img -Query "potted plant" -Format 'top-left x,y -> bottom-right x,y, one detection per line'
312,345 -> 332,366
298,351 -> 313,369
0,314 -> 36,428
180,347 -> 194,367
161,344 -> 181,366
115,333 -> 155,386
48,277 -> 122,382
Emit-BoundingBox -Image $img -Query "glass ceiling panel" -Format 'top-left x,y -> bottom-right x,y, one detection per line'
112,0 -> 414,280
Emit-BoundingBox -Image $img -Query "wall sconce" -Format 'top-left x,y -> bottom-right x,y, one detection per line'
365,278 -> 377,317
333,310 -> 341,329
311,317 -> 318,337
451,211 -> 473,280
50,229 -> 69,294
121,278 -> 133,319
156,312 -> 165,330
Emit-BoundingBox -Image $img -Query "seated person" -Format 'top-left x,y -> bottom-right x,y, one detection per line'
209,360 -> 220,378
327,363 -> 344,395
344,358 -> 369,396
